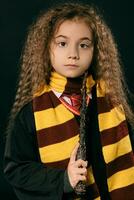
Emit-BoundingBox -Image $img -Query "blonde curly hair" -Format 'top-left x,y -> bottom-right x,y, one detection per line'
9,2 -> 134,127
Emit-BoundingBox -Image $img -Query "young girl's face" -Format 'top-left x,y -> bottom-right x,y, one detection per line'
50,19 -> 94,78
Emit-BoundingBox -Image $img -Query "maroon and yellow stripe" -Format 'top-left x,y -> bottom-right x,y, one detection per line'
33,74 -> 134,199
97,82 -> 134,197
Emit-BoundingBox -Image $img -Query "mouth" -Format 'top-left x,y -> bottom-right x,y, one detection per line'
64,64 -> 78,67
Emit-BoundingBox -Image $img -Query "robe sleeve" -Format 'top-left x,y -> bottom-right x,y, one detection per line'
3,103 -> 73,200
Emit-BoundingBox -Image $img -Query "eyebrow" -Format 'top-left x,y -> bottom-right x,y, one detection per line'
55,35 -> 92,41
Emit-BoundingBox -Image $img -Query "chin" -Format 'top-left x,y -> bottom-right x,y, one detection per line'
65,74 -> 80,78
59,71 -> 84,78
64,72 -> 80,78
66,72 -> 84,78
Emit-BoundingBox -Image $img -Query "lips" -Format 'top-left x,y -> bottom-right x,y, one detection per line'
64,64 -> 78,67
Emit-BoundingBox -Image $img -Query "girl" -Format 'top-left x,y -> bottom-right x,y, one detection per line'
4,2 -> 134,200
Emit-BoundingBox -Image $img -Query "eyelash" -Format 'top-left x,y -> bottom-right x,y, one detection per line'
80,43 -> 89,48
58,42 -> 67,47
57,42 -> 90,48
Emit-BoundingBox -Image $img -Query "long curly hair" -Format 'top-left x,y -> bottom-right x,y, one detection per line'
9,2 -> 134,128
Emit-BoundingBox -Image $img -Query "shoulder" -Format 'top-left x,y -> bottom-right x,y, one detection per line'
12,101 -> 35,134
18,101 -> 33,118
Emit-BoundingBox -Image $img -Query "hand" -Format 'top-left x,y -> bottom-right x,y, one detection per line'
67,143 -> 88,188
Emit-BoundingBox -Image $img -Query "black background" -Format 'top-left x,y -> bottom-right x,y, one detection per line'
0,0 -> 134,199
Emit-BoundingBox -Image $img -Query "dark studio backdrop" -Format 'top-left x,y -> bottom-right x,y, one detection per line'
0,0 -> 134,199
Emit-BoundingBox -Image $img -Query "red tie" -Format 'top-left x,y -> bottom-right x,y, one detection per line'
69,94 -> 82,110
59,93 -> 82,115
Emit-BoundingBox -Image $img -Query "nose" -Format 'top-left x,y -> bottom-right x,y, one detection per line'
68,55 -> 79,59
67,45 -> 79,60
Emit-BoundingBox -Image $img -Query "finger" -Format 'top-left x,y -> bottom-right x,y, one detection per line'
77,174 -> 87,182
74,167 -> 87,176
75,159 -> 88,168
77,167 -> 87,176
70,143 -> 79,162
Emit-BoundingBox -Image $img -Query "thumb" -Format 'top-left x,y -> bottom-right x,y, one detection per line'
70,143 -> 79,163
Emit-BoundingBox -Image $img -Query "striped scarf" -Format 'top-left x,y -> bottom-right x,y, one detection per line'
33,72 -> 134,199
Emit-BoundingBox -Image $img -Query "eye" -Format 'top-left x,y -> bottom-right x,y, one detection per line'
58,41 -> 67,47
80,43 -> 89,49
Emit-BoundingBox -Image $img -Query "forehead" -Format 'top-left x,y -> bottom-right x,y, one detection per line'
54,19 -> 92,39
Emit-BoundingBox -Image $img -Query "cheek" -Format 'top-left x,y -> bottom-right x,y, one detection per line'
84,53 -> 93,65
50,49 -> 60,60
